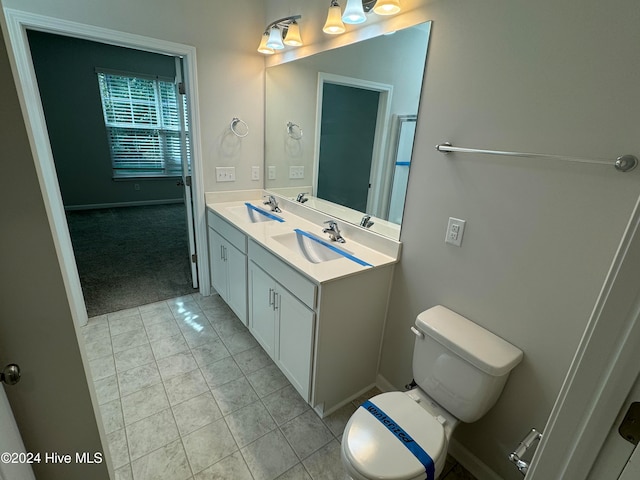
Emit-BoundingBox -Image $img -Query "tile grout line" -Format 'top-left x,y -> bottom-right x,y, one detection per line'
146,300 -> 195,480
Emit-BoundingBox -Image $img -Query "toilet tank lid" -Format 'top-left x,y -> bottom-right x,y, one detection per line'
416,306 -> 523,376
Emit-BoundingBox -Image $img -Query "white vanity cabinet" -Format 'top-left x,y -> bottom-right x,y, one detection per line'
207,211 -> 247,324
205,202 -> 397,417
247,239 -> 394,416
249,241 -> 316,401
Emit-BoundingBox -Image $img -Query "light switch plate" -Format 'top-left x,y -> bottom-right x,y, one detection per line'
289,166 -> 304,179
445,217 -> 466,247
215,166 -> 236,182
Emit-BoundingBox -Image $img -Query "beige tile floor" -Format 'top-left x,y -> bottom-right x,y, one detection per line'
82,293 -> 476,480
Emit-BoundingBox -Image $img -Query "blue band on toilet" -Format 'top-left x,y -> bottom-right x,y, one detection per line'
361,400 -> 435,480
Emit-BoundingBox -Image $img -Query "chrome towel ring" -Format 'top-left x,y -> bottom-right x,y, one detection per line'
230,117 -> 249,137
287,122 -> 303,140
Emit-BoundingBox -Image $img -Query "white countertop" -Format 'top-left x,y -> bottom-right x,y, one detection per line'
207,199 -> 399,284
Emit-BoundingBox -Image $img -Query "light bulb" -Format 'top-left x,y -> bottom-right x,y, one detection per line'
323,3 -> 346,34
257,33 -> 274,54
342,0 -> 366,24
372,0 -> 401,15
266,26 -> 284,50
284,21 -> 303,46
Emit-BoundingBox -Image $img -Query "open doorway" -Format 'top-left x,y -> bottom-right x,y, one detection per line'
27,30 -> 198,317
314,73 -> 393,219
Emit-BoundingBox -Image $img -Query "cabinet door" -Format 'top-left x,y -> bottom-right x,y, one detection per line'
209,229 -> 227,296
248,263 -> 276,358
276,287 -> 315,401
226,242 -> 247,325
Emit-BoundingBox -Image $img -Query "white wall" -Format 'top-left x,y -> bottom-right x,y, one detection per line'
267,0 -> 640,478
3,0 -> 266,193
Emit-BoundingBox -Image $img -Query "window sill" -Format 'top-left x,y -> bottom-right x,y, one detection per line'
112,175 -> 182,181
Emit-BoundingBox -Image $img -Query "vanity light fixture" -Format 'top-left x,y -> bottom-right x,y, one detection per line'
323,0 -> 402,35
323,0 -> 346,34
258,15 -> 303,55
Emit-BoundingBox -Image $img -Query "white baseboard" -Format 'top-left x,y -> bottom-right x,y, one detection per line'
449,438 -> 504,480
64,199 -> 182,211
375,373 -> 398,393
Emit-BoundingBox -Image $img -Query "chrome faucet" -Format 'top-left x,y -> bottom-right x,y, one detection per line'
360,214 -> 374,228
322,220 -> 345,243
296,192 -> 309,203
263,195 -> 281,213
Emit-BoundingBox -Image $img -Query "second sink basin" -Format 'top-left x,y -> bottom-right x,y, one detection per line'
228,203 -> 284,224
272,229 -> 372,266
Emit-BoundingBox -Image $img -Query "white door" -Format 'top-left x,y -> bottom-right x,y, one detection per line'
525,194 -> 640,479
175,57 -> 198,288
276,288 -> 315,402
248,264 -> 277,358
1,13 -> 109,478
586,377 -> 640,480
0,384 -> 35,480
619,446 -> 640,479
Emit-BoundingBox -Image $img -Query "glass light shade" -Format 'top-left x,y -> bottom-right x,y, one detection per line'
257,33 -> 274,54
342,0 -> 366,24
372,0 -> 401,15
266,26 -> 285,50
323,5 -> 346,34
283,22 -> 303,46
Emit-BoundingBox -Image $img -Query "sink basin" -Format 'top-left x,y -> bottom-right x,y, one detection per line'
272,229 -> 372,266
228,203 -> 284,224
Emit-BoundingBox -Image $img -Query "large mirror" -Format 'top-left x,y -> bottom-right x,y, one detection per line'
265,22 -> 431,240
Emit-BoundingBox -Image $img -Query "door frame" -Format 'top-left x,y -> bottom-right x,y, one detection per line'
526,193 -> 640,478
2,8 -> 210,328
314,72 -> 393,217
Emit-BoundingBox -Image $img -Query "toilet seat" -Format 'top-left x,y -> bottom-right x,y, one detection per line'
342,392 -> 446,480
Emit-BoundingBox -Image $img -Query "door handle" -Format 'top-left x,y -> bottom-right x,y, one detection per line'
268,288 -> 274,307
1,364 -> 21,386
274,292 -> 279,311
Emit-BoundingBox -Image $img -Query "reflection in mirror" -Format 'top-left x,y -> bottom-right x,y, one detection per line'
265,22 -> 431,240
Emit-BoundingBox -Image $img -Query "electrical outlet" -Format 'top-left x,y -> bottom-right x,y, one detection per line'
134,183 -> 140,191
289,166 -> 304,179
251,166 -> 260,181
445,217 -> 466,247
216,166 -> 236,182
268,166 -> 276,180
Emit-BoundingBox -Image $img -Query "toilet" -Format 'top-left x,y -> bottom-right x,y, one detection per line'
341,305 -> 523,480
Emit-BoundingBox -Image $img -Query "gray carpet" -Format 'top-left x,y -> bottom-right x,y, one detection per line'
66,203 -> 197,317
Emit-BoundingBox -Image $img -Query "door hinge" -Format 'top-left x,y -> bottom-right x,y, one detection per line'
191,253 -> 197,264
178,82 -> 186,95
619,402 -> 640,445
185,175 -> 192,187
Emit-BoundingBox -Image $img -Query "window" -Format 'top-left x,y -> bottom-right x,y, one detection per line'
97,71 -> 190,178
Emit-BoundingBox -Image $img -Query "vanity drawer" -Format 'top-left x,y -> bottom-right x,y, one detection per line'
207,209 -> 247,253
249,239 -> 317,309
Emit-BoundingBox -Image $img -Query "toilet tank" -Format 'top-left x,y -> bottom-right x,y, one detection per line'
412,306 -> 523,423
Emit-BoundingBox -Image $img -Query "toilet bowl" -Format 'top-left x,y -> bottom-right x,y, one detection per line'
341,306 -> 523,480
341,389 -> 457,479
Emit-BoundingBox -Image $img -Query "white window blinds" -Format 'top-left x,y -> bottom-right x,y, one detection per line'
97,72 -> 190,177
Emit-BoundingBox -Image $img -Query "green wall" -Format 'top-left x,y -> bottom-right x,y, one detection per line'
28,30 -> 183,208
